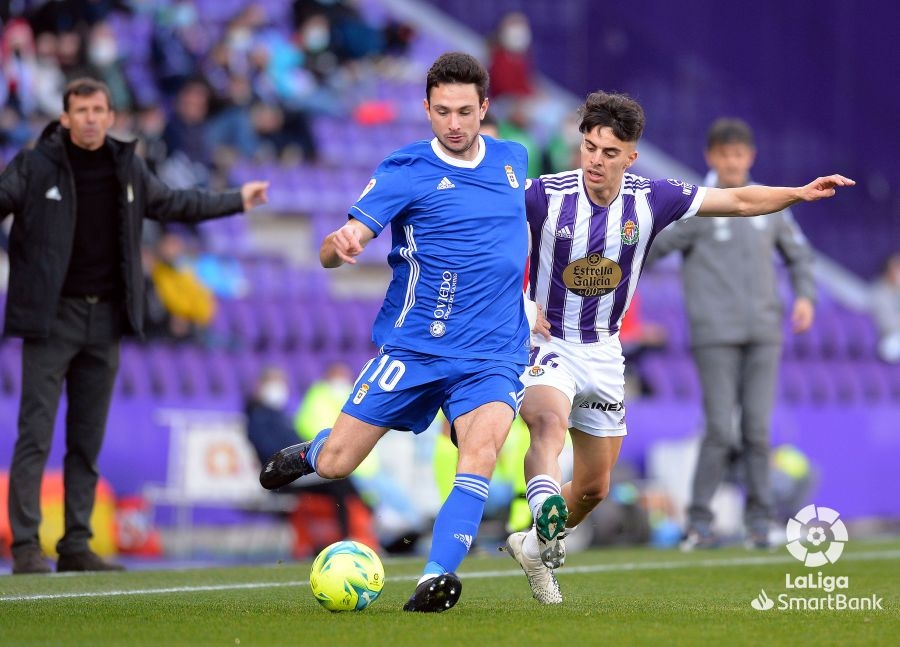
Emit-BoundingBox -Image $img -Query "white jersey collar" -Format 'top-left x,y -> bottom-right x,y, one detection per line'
430,135 -> 485,169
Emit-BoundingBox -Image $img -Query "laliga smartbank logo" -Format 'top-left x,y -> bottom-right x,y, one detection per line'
785,504 -> 847,566
750,504 -> 883,612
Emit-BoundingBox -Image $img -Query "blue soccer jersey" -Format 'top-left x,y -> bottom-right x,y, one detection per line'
349,135 -> 530,364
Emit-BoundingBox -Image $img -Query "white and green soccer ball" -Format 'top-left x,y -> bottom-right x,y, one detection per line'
309,540 -> 385,612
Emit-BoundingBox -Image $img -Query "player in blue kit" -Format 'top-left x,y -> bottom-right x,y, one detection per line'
260,52 -> 531,613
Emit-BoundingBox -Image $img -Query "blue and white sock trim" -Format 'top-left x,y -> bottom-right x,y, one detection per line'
305,428 -> 331,473
454,473 -> 490,501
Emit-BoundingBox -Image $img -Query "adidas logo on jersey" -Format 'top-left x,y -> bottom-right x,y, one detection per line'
436,177 -> 456,190
555,225 -> 573,239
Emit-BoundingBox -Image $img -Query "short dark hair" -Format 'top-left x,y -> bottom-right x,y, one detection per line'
426,52 -> 489,104
63,78 -> 112,112
578,91 -> 645,143
706,118 -> 754,150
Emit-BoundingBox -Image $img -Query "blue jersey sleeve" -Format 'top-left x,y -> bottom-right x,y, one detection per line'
349,156 -> 416,236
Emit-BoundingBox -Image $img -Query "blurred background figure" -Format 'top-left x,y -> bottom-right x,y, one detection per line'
649,118 -> 817,550
160,77 -> 217,189
618,293 -> 668,398
294,361 -> 424,553
83,20 -> 134,112
245,365 -> 377,557
871,253 -> 900,363
148,231 -> 217,344
487,10 -> 566,157
432,414 -> 532,540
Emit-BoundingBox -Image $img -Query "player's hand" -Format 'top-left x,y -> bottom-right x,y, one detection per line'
241,181 -> 269,211
533,303 -> 551,341
799,174 -> 855,201
791,297 -> 815,333
331,223 -> 365,264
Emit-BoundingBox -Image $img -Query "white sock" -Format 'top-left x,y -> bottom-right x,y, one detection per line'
525,475 -> 561,520
523,526 -> 541,560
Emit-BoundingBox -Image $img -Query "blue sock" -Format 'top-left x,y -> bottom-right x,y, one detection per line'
423,473 -> 489,577
305,428 -> 331,474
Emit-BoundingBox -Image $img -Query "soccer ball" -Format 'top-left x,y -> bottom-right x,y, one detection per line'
309,540 -> 385,611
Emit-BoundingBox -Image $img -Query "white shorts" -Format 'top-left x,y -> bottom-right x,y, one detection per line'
521,334 -> 627,437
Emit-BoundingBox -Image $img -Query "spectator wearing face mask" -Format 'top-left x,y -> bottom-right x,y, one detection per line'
487,11 -> 567,151
83,21 -> 134,111
488,11 -> 535,101
246,366 -> 298,462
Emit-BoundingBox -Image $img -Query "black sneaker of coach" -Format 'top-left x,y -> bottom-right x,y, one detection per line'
11,546 -> 52,575
57,549 -> 125,572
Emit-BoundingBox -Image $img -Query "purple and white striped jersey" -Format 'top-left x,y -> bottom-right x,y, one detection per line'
525,169 -> 706,342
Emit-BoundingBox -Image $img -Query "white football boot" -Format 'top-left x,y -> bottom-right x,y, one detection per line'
505,531 -> 563,604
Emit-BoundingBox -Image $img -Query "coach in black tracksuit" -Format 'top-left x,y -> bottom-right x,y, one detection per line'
0,78 -> 268,574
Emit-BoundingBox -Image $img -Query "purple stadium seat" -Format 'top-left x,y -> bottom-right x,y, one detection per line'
878,362 -> 900,401
829,360 -> 863,403
778,361 -> 807,404
255,299 -> 291,352
856,360 -> 890,403
116,343 -> 152,399
229,299 -> 265,351
843,312 -> 879,360
639,355 -> 676,401
173,345 -> 216,399
203,348 -> 243,401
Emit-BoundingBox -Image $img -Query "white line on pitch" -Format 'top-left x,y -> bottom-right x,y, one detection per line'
2,549 -> 898,602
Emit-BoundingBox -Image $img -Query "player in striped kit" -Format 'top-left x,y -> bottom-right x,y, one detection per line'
504,90 -> 854,604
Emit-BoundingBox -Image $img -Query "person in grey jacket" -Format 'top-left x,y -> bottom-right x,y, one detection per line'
648,118 -> 816,550
0,78 -> 268,574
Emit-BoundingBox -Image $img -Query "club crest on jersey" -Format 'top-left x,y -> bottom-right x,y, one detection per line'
504,165 -> 520,188
621,218 -> 639,245
429,320 -> 446,337
528,366 -> 545,377
352,383 -> 370,404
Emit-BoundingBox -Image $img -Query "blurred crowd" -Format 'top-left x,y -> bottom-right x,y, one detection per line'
0,0 -> 421,345
0,4 -> 591,348
1,0 -> 415,177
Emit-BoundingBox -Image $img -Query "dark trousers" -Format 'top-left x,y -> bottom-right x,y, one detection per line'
8,298 -> 122,556
687,342 -> 781,531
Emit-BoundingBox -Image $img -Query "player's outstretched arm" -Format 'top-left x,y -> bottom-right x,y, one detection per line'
320,219 -> 375,268
698,174 -> 855,217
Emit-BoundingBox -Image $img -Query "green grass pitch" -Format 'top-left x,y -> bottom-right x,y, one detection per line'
2,539 -> 898,647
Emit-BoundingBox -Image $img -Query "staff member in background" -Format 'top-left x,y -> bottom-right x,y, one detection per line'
0,77 -> 268,574
648,118 -> 817,551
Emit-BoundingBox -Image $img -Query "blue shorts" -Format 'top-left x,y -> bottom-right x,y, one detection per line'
340,347 -> 525,433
